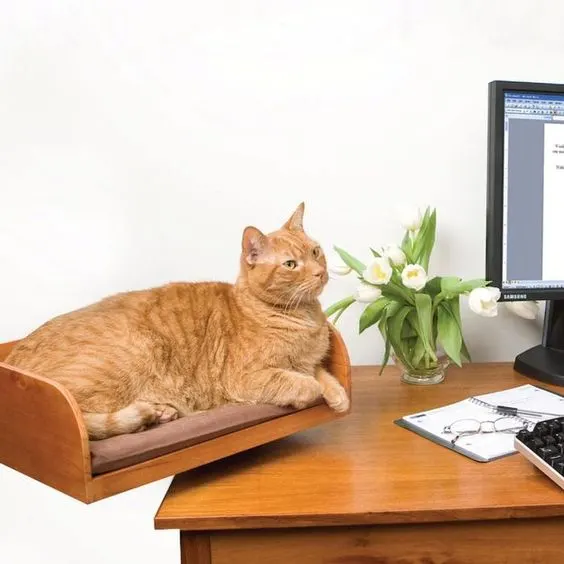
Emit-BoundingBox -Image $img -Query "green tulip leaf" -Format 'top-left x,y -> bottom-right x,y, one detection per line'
400,231 -> 414,263
443,297 -> 472,361
414,293 -> 437,361
324,296 -> 355,319
333,246 -> 366,275
388,305 -> 414,365
437,304 -> 462,367
424,276 -> 443,298
359,298 -> 389,334
412,208 -> 436,270
378,303 -> 397,374
440,277 -> 487,298
412,337 -> 427,367
381,280 -> 415,305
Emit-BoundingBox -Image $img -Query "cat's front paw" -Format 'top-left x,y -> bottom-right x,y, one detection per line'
290,377 -> 323,410
155,404 -> 180,423
321,379 -> 350,413
140,402 -> 179,426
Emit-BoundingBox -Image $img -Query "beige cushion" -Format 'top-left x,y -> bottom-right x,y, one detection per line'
89,402 -> 314,475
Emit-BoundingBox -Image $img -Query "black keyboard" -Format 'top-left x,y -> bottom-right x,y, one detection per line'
515,417 -> 564,489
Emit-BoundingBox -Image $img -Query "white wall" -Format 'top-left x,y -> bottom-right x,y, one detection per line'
0,1 -> 559,562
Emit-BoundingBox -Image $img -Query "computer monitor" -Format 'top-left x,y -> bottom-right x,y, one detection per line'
486,80 -> 564,386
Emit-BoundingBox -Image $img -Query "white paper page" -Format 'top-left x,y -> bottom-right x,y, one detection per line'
401,385 -> 564,460
542,122 -> 564,281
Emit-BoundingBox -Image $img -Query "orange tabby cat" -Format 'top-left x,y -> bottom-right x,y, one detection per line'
6,203 -> 349,439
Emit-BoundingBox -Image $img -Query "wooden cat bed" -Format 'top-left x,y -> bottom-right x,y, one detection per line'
0,326 -> 350,504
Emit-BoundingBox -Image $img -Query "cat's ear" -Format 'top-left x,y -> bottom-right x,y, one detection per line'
283,202 -> 305,231
242,226 -> 266,265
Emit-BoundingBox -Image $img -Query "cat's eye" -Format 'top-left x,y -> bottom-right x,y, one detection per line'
283,259 -> 298,269
312,247 -> 321,258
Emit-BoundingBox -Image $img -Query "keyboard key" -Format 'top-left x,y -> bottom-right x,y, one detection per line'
554,459 -> 564,475
550,456 -> 564,470
538,446 -> 559,461
517,430 -> 534,443
547,421 -> 562,434
544,435 -> 556,446
528,437 -> 545,450
547,453 -> 562,465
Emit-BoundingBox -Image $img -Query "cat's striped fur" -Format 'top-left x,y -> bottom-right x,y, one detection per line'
6,204 -> 349,439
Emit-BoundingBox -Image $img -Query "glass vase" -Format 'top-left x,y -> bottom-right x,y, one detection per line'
393,353 -> 450,385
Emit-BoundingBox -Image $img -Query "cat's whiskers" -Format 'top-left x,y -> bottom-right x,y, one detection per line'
282,286 -> 303,315
283,279 -> 318,316
288,282 -> 311,311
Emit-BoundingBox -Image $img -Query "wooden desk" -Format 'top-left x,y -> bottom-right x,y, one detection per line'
155,364 -> 564,563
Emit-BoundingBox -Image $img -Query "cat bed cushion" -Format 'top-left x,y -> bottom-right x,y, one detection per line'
89,401 -> 319,475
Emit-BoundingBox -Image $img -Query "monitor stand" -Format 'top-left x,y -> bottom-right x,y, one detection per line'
514,299 -> 564,386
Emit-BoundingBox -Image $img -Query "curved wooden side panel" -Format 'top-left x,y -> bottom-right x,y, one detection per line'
0,340 -> 19,362
325,324 -> 352,400
0,360 -> 92,502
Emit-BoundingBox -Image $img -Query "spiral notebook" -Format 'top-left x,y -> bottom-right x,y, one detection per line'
395,384 -> 564,462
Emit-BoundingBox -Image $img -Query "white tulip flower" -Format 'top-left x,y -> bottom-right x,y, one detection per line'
505,300 -> 540,320
399,207 -> 423,232
363,257 -> 393,285
401,264 -> 428,291
355,282 -> 383,303
382,245 -> 406,266
328,263 -> 352,276
468,287 -> 501,317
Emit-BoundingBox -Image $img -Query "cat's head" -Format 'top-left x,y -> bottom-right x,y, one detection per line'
239,203 -> 328,307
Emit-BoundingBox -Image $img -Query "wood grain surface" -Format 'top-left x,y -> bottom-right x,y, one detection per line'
180,533 -> 211,564
156,363 -> 564,531
208,518 -> 564,564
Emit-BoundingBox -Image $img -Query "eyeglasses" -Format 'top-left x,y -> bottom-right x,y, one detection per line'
443,417 -> 528,445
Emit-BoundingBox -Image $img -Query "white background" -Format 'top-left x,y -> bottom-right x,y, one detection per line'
0,1 -> 558,563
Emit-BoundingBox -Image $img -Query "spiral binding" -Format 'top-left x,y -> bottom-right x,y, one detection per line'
469,396 -> 532,425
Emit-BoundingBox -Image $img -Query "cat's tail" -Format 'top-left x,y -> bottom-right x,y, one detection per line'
83,401 -> 162,440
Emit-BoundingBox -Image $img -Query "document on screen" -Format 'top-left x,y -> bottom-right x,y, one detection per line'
542,122 -> 564,281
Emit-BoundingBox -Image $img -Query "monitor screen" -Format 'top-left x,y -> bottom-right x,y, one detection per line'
487,81 -> 564,301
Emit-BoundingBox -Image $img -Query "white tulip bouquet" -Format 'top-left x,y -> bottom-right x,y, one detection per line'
326,206 -> 500,379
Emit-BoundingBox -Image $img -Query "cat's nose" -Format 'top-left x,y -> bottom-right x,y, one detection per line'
313,268 -> 325,278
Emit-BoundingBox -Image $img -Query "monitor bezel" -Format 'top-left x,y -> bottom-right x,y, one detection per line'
486,79 -> 564,302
